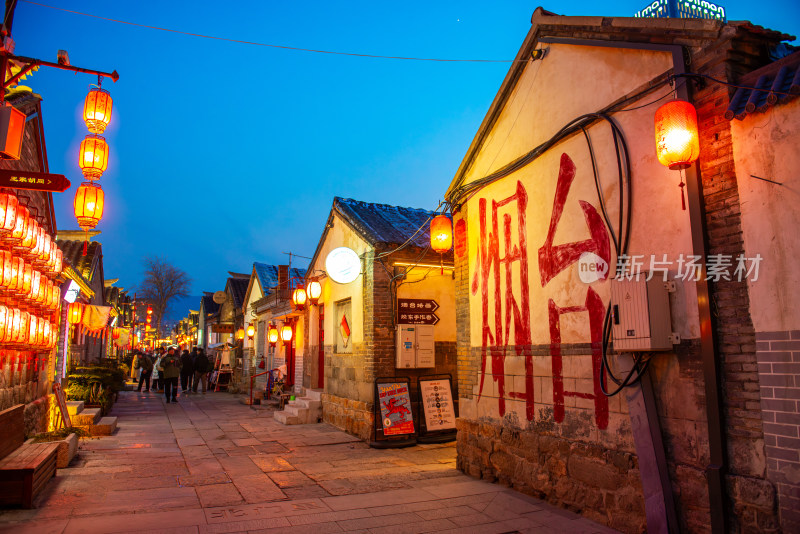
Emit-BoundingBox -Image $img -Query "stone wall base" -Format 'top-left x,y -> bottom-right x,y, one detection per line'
322,392 -> 373,441
456,418 -> 646,534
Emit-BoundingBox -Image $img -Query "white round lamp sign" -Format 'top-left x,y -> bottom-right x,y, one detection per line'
325,247 -> 361,284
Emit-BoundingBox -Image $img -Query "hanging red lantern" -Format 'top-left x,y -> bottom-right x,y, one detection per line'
74,182 -> 105,230
9,205 -> 28,246
67,302 -> 83,324
50,285 -> 60,310
236,327 -> 245,341
83,87 -> 113,134
268,324 -> 279,346
655,100 -> 700,211
655,100 -> 700,170
78,135 -> 109,179
281,324 -> 293,343
307,279 -> 322,306
37,232 -> 51,264
147,306 -> 153,315
0,192 -> 18,238
28,315 -> 37,345
246,324 -> 255,339
430,214 -> 453,253
19,217 -> 37,259
292,287 -> 307,310
53,248 -> 63,276
112,327 -> 121,340
0,251 -> 12,293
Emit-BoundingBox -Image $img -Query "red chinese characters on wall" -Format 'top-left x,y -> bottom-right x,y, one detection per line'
470,153 -> 610,429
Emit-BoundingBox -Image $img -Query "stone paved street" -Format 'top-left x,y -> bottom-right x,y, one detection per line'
0,390 -> 619,534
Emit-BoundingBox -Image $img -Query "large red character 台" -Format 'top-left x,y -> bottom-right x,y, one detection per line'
538,153 -> 610,429
470,153 -> 610,429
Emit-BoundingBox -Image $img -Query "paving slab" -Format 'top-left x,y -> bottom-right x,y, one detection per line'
0,390 -> 618,534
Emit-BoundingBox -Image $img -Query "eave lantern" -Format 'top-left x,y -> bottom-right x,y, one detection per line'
430,214 -> 453,253
78,135 -> 109,180
84,87 -> 113,134
246,324 -> 255,339
267,324 -> 279,346
655,100 -> 700,210
307,279 -> 321,306
236,327 -> 245,341
292,287 -> 307,310
67,302 -> 83,324
281,324 -> 293,343
74,182 -> 105,254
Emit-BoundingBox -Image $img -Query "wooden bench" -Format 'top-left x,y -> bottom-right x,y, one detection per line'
0,404 -> 58,509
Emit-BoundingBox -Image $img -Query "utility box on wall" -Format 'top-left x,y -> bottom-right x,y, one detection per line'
611,276 -> 674,351
396,325 -> 435,368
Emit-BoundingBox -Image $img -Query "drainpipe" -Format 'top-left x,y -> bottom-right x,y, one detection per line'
672,47 -> 729,534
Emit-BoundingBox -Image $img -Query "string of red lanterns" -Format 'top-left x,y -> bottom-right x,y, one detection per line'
75,84 -> 113,253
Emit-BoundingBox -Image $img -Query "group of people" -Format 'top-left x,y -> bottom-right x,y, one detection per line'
132,347 -> 211,403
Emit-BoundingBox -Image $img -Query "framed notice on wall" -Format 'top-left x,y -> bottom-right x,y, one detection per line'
419,377 -> 456,431
377,381 -> 415,436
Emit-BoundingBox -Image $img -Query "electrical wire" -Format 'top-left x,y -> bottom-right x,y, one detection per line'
20,0 -> 523,63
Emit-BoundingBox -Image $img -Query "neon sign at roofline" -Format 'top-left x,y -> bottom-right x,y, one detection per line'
634,0 -> 726,22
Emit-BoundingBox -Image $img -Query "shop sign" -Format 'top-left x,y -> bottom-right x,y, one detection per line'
0,169 -> 71,192
325,247 -> 361,284
397,298 -> 439,325
377,381 -> 415,436
212,324 -> 234,333
419,378 -> 456,431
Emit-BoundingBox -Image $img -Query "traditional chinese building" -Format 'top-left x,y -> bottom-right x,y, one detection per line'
242,263 -> 306,394
304,197 -> 456,440
198,291 -> 220,352
446,9 -> 798,533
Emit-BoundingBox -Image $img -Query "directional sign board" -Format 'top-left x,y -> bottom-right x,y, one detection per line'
0,170 -> 71,192
397,298 -> 439,325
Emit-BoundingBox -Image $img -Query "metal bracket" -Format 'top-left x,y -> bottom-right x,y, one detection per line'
664,281 -> 677,293
669,333 -> 681,345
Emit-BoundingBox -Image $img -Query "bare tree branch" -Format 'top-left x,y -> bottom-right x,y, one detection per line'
138,256 -> 191,336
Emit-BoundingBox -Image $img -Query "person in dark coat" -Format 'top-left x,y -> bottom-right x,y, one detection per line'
160,347 -> 182,403
137,352 -> 154,392
180,349 -> 194,392
192,349 -> 210,393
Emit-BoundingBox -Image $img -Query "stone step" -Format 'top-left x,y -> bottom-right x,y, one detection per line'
273,411 -> 300,425
306,389 -> 323,401
71,407 -> 101,426
65,401 -> 84,416
92,417 -> 118,436
284,405 -> 309,418
291,399 -> 321,411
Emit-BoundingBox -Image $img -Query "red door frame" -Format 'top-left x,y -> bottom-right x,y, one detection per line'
286,324 -> 295,387
317,306 -> 324,389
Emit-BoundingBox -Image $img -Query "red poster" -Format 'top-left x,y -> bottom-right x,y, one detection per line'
378,382 -> 415,436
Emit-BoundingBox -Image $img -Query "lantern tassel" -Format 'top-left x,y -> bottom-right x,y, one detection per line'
82,231 -> 88,256
679,170 -> 687,211
440,254 -> 444,275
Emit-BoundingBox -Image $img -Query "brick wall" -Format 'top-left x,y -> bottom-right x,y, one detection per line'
756,330 -> 800,532
691,25 -> 782,533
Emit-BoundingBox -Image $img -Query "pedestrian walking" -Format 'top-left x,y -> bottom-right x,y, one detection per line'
136,352 -> 153,392
152,349 -> 164,392
180,349 -> 194,392
192,348 -> 210,393
160,347 -> 181,403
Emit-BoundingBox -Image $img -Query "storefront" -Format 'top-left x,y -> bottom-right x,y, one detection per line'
305,197 -> 456,441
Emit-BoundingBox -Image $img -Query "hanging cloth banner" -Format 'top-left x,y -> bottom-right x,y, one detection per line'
81,305 -> 112,336
115,329 -> 131,347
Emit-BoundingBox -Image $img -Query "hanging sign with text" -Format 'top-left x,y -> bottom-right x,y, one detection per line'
377,381 -> 415,436
0,170 -> 71,192
419,378 -> 456,431
397,298 -> 439,325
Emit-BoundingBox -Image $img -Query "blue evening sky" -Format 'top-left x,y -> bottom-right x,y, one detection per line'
11,1 -> 800,296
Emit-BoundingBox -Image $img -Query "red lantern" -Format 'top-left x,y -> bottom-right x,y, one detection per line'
79,135 -> 109,180
28,315 -> 37,345
307,279 -> 322,305
268,324 -> 278,346
74,182 -> 105,233
430,214 -> 453,253
83,88 -> 113,134
0,251 -> 12,293
655,100 -> 700,170
67,302 -> 83,324
0,305 -> 7,342
9,205 -> 28,246
15,311 -> 28,343
292,287 -> 307,310
50,285 -> 61,310
37,232 -> 51,264
19,217 -> 37,259
281,324 -> 293,343
0,192 -> 18,238
53,248 -> 63,276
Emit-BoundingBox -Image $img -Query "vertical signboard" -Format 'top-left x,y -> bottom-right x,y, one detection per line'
419,377 -> 456,431
377,381 -> 415,436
